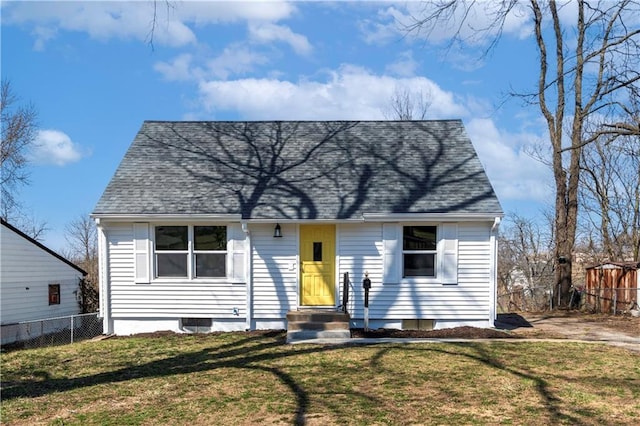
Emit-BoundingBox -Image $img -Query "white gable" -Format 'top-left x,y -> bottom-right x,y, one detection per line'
1,221 -> 84,325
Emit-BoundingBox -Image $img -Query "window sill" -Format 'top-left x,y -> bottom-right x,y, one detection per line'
400,277 -> 441,285
150,277 -> 234,284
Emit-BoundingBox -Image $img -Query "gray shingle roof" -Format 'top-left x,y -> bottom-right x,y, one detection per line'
93,120 -> 503,219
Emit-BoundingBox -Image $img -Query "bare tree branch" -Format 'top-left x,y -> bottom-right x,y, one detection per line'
383,86 -> 431,120
64,214 -> 99,312
404,0 -> 640,306
1,79 -> 38,221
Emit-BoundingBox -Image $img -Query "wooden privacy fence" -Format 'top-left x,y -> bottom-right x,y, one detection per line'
585,262 -> 639,314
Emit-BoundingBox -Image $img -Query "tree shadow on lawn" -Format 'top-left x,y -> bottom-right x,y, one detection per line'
2,332 -> 610,425
3,331 -> 333,425
368,342 -> 604,425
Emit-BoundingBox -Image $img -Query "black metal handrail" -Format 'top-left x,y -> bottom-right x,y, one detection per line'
340,272 -> 350,314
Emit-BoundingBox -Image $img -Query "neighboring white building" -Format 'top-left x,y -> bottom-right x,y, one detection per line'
1,219 -> 86,344
92,120 -> 503,336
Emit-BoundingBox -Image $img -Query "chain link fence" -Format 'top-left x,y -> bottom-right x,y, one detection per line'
498,286 -> 639,315
1,312 -> 103,350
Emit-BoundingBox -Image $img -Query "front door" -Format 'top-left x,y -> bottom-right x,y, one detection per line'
300,225 -> 336,306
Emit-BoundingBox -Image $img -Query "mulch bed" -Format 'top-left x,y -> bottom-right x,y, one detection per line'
350,326 -> 520,339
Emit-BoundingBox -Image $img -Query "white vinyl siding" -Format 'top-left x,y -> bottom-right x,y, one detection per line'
98,219 -> 495,331
337,223 -> 384,314
0,223 -> 83,325
105,223 -> 246,318
458,224 -> 492,287
340,222 -> 491,320
251,223 -> 297,317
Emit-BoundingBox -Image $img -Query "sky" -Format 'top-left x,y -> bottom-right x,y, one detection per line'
1,0 -> 557,253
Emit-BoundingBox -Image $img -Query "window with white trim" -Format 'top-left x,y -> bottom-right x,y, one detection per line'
154,225 -> 227,278
402,226 -> 437,277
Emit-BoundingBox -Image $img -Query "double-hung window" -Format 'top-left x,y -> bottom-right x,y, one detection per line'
402,226 -> 437,277
154,225 -> 226,279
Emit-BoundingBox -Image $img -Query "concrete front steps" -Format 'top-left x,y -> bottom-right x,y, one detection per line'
286,310 -> 351,343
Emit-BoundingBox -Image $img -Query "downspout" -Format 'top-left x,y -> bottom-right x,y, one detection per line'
489,217 -> 501,327
95,219 -> 113,334
242,221 -> 252,331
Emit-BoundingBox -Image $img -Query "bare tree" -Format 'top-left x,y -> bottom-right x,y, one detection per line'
1,79 -> 38,220
579,134 -> 640,262
14,215 -> 49,242
498,213 -> 555,302
405,0 -> 640,306
383,86 -> 431,120
64,214 -> 99,312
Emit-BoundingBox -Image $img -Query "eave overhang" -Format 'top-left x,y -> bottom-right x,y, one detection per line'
92,212 -> 504,224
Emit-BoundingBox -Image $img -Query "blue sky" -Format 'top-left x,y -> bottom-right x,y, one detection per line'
2,0 -> 555,252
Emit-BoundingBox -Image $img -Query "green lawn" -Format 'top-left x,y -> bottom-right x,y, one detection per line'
2,331 -> 639,425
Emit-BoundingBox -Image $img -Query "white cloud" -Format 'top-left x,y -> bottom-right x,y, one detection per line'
207,45 -> 270,79
3,1 -> 298,49
154,53 -> 197,81
359,0 -> 540,49
32,25 -> 57,51
30,130 -> 85,166
155,46 -> 271,82
385,50 -> 419,77
465,118 -> 552,203
358,6 -> 409,45
196,64 -> 468,120
360,2 -> 534,49
248,22 -> 312,55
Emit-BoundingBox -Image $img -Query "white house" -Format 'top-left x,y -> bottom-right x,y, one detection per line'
92,120 -> 503,336
1,219 -> 86,344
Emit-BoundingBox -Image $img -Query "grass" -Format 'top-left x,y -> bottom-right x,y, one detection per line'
1,331 -> 639,425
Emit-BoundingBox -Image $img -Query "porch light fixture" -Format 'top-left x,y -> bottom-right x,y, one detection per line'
273,223 -> 283,238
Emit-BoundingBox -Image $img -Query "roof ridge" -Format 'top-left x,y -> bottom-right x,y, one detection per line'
142,119 -> 464,124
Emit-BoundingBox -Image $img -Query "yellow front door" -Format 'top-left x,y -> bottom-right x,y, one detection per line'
300,225 -> 336,306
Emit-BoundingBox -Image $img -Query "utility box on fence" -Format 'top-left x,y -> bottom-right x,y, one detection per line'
585,262 -> 639,314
